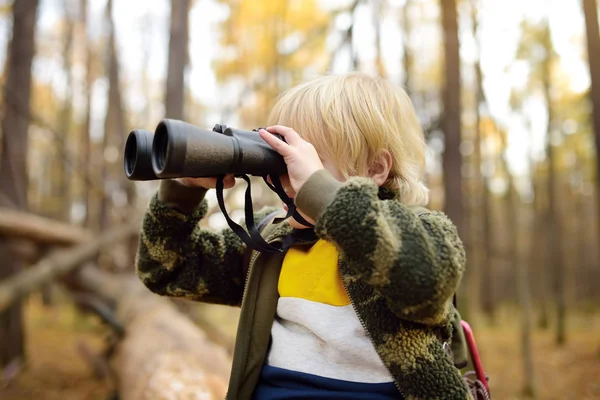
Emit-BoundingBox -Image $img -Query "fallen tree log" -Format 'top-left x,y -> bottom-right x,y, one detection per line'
0,220 -> 140,313
0,207 -> 92,245
0,197 -> 239,398
173,300 -> 236,354
73,265 -> 232,400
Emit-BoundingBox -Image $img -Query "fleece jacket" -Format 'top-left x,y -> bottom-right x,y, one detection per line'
136,170 -> 471,400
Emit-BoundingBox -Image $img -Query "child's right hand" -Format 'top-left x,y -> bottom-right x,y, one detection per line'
176,174 -> 236,189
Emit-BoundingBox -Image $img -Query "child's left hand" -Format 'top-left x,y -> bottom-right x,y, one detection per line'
259,126 -> 324,194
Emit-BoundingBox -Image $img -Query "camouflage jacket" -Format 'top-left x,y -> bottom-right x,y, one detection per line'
136,170 -> 470,400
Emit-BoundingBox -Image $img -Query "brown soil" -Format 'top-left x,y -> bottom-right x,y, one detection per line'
0,295 -> 114,400
474,308 -> 600,400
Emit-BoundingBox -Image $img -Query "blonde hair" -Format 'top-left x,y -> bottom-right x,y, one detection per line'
267,72 -> 429,206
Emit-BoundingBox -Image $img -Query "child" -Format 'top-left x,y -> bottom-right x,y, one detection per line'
136,72 -> 470,399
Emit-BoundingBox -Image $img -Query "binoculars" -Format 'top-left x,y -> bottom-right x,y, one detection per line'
124,119 -> 314,252
124,119 -> 287,181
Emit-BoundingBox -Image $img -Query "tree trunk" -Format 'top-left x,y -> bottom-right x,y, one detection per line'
532,159 -> 550,329
373,0 -> 386,78
401,0 -> 413,91
541,22 -> 566,345
42,0 -> 75,306
469,0 -> 496,323
99,0 -> 127,231
460,0 -> 483,324
497,126 -> 536,396
479,161 -> 494,322
513,186 -> 536,398
582,0 -> 600,247
348,4 -> 358,70
56,1 -> 75,222
325,0 -> 360,73
80,0 -> 94,229
165,0 -> 190,120
440,0 -> 463,235
0,0 -> 39,368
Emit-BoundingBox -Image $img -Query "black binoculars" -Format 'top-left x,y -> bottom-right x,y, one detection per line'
124,119 -> 287,181
124,119 -> 314,253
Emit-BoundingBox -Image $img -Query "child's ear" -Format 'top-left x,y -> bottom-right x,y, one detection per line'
368,150 -> 393,186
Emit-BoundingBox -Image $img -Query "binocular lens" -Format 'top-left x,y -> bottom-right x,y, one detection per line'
153,124 -> 170,175
124,134 -> 137,176
123,129 -> 157,181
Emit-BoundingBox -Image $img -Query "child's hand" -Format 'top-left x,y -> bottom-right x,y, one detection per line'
177,174 -> 236,189
259,126 -> 324,194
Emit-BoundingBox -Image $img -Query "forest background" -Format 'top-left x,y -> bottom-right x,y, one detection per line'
0,0 -> 599,399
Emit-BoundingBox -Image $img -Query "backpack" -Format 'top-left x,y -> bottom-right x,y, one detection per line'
450,299 -> 491,400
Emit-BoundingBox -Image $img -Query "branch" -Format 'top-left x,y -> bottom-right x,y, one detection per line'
0,219 -> 140,313
0,207 -> 92,245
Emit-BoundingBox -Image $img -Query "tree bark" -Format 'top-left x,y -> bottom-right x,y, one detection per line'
0,220 -> 139,313
440,0 -> 463,235
582,0 -> 600,247
0,0 -> 39,368
165,0 -> 190,120
73,265 -> 231,400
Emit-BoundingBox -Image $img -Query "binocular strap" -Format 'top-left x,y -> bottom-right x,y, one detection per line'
262,174 -> 314,228
216,174 -> 314,254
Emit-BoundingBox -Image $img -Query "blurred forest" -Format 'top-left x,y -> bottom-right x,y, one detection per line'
0,0 -> 599,399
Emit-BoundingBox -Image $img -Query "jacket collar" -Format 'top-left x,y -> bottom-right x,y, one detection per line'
263,185 -> 398,244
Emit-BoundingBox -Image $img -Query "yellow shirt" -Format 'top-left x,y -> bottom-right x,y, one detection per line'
278,239 -> 350,306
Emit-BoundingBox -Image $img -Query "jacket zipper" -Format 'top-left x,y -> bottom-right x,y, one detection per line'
338,259 -> 407,399
233,241 -> 282,399
234,250 -> 261,384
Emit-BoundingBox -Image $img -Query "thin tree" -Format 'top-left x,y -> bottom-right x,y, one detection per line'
440,0 -> 463,235
401,0 -> 413,92
514,19 -> 569,335
581,1 -> 600,355
80,0 -> 94,228
531,161 -> 550,329
373,0 -> 386,78
540,21 -> 567,346
0,0 -> 40,368
470,0 -> 494,323
99,0 -> 127,231
582,0 -> 600,245
498,129 -> 536,397
165,0 -> 191,120
56,0 -> 75,222
141,12 -> 153,126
